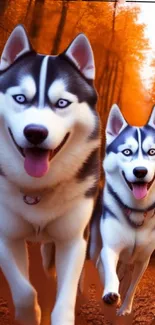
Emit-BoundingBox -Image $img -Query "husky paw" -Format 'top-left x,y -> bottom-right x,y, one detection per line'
117,305 -> 132,316
103,292 -> 120,305
15,303 -> 41,325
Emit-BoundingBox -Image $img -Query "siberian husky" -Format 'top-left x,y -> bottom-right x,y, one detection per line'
90,104 -> 155,316
0,25 -> 101,325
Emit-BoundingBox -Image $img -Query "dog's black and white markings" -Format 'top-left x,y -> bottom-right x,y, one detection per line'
102,203 -> 119,221
0,166 -> 5,177
0,25 -> 101,325
106,126 -> 138,155
90,104 -> 155,316
77,148 -> 100,198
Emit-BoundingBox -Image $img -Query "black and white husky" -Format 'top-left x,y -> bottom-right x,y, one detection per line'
0,25 -> 101,325
91,104 -> 155,316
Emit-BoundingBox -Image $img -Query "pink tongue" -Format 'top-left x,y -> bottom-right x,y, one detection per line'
132,184 -> 148,200
24,148 -> 50,177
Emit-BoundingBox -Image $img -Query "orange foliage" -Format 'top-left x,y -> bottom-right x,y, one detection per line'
0,0 -> 152,129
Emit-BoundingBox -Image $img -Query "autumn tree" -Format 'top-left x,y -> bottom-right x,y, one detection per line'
148,58 -> 155,109
0,0 -> 151,136
51,0 -> 68,54
71,2 -> 150,127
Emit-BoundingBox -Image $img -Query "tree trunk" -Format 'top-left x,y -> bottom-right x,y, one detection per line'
29,0 -> 44,38
97,0 -> 117,114
107,58 -> 119,109
117,64 -> 125,106
51,1 -> 68,55
104,56 -> 117,112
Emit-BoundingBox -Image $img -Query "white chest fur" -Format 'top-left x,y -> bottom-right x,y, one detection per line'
0,175 -> 94,240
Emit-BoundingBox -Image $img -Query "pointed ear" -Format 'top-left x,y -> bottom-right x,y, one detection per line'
0,25 -> 33,71
106,104 -> 127,145
147,106 -> 155,127
64,34 -> 95,80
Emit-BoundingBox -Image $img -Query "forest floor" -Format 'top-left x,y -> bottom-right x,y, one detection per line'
1,243 -> 155,325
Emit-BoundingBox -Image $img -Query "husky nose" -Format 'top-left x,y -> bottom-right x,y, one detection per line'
133,167 -> 148,178
24,124 -> 48,145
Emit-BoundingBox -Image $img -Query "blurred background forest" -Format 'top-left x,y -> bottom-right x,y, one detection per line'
0,0 -> 154,141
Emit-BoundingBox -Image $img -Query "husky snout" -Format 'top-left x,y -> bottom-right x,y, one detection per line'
24,124 -> 48,145
133,167 -> 148,179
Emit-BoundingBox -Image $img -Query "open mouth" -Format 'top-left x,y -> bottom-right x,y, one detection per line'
122,171 -> 155,200
9,128 -> 70,178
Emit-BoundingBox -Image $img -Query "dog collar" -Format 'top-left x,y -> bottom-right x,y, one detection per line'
107,183 -> 155,228
125,208 -> 148,218
124,208 -> 155,227
23,195 -> 41,205
107,183 -> 155,213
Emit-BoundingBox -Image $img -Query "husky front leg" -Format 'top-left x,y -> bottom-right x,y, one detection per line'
0,237 -> 41,325
51,198 -> 94,325
101,246 -> 121,305
52,236 -> 86,325
100,216 -> 131,306
117,257 -> 150,316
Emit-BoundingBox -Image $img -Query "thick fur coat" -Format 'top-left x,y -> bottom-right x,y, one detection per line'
0,25 -> 101,325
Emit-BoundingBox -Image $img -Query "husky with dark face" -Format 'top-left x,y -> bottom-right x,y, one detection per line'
0,25 -> 101,325
92,104 -> 155,316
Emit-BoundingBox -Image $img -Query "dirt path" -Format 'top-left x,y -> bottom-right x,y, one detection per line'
1,244 -> 155,325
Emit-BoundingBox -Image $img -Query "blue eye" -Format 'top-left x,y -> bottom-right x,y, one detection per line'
148,149 -> 155,156
122,149 -> 133,156
55,99 -> 71,109
13,94 -> 27,104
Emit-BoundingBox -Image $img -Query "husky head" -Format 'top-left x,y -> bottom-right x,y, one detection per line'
0,25 -> 99,190
104,104 -> 155,208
